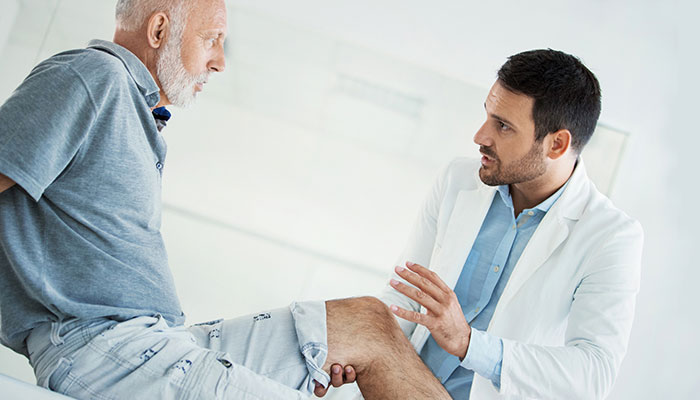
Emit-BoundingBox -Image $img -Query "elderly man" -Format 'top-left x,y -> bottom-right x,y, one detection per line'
0,0 -> 449,399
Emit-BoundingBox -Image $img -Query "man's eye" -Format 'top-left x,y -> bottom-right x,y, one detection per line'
498,121 -> 509,131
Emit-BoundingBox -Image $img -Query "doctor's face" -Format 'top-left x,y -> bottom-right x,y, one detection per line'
473,81 -> 547,186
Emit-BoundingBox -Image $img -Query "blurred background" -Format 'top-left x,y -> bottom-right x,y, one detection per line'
0,0 -> 697,398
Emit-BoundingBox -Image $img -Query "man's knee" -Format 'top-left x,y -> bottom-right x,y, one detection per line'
325,297 -> 424,380
326,296 -> 403,347
352,297 -> 399,336
326,297 -> 399,361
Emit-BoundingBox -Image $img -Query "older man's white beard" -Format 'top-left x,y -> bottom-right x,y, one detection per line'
156,41 -> 209,108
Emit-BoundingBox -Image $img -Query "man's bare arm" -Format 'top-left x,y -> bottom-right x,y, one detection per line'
0,173 -> 15,194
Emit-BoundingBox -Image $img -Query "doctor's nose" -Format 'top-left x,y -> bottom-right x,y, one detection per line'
473,122 -> 491,147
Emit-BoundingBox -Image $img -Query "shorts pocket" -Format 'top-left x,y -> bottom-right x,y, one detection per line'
47,357 -> 73,394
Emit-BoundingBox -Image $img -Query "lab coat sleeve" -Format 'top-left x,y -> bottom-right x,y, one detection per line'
497,219 -> 643,400
378,161 -> 452,338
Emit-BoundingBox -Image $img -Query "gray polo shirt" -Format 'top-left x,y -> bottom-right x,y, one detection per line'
0,40 -> 185,356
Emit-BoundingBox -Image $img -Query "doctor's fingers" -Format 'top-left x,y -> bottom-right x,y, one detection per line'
389,304 -> 434,327
405,262 -> 453,294
390,278 -> 442,313
394,264 -> 448,303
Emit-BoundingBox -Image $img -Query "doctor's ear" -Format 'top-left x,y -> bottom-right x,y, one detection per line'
545,129 -> 572,160
146,12 -> 170,49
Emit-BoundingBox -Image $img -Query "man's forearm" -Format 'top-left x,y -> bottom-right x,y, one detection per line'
0,173 -> 15,194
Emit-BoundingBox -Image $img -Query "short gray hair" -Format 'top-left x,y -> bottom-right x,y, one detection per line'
115,0 -> 190,32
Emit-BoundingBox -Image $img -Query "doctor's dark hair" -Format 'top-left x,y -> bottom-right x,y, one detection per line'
497,49 -> 601,153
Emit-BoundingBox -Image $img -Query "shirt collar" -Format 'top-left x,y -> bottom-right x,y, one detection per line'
534,179 -> 569,212
496,175 -> 572,214
496,185 -> 513,210
86,39 -> 161,107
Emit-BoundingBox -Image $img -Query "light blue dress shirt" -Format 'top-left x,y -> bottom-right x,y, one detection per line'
419,181 -> 568,398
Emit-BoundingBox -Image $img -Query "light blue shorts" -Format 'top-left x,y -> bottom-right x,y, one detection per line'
26,302 -> 330,400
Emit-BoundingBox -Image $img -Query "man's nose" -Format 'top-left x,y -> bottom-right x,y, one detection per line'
473,122 -> 491,147
208,47 -> 226,73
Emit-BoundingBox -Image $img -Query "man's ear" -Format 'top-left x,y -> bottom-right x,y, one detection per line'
146,12 -> 170,49
546,129 -> 572,160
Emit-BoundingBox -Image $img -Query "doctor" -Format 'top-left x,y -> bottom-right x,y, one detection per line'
382,49 -> 643,399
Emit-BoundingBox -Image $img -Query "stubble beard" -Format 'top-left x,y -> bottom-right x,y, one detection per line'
479,140 -> 547,186
156,31 -> 209,108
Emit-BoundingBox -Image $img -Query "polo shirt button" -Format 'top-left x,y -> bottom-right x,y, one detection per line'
494,265 -> 500,272
156,162 -> 163,170
528,211 -> 534,216
475,307 -> 480,313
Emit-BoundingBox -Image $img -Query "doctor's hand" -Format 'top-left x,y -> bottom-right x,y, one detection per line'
389,261 -> 471,360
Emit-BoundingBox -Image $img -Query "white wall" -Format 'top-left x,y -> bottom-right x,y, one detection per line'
0,0 -> 698,398
223,2 -> 699,398
0,0 -> 19,55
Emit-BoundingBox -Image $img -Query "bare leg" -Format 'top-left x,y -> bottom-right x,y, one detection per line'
322,297 -> 450,400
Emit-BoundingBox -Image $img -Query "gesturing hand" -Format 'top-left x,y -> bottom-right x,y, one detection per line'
389,261 -> 471,360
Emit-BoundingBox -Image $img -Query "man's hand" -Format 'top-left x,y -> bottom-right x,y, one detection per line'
313,364 -> 357,397
389,261 -> 471,360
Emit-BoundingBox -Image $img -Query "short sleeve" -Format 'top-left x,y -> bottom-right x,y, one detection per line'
0,61 -> 97,201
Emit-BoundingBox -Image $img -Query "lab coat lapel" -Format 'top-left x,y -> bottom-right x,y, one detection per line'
413,184 -> 496,352
437,186 -> 496,290
493,214 -> 570,315
489,161 -> 590,324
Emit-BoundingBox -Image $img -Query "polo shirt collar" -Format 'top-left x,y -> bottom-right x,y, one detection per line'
87,39 -> 161,107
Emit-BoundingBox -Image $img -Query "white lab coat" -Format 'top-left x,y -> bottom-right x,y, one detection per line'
380,157 -> 643,400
